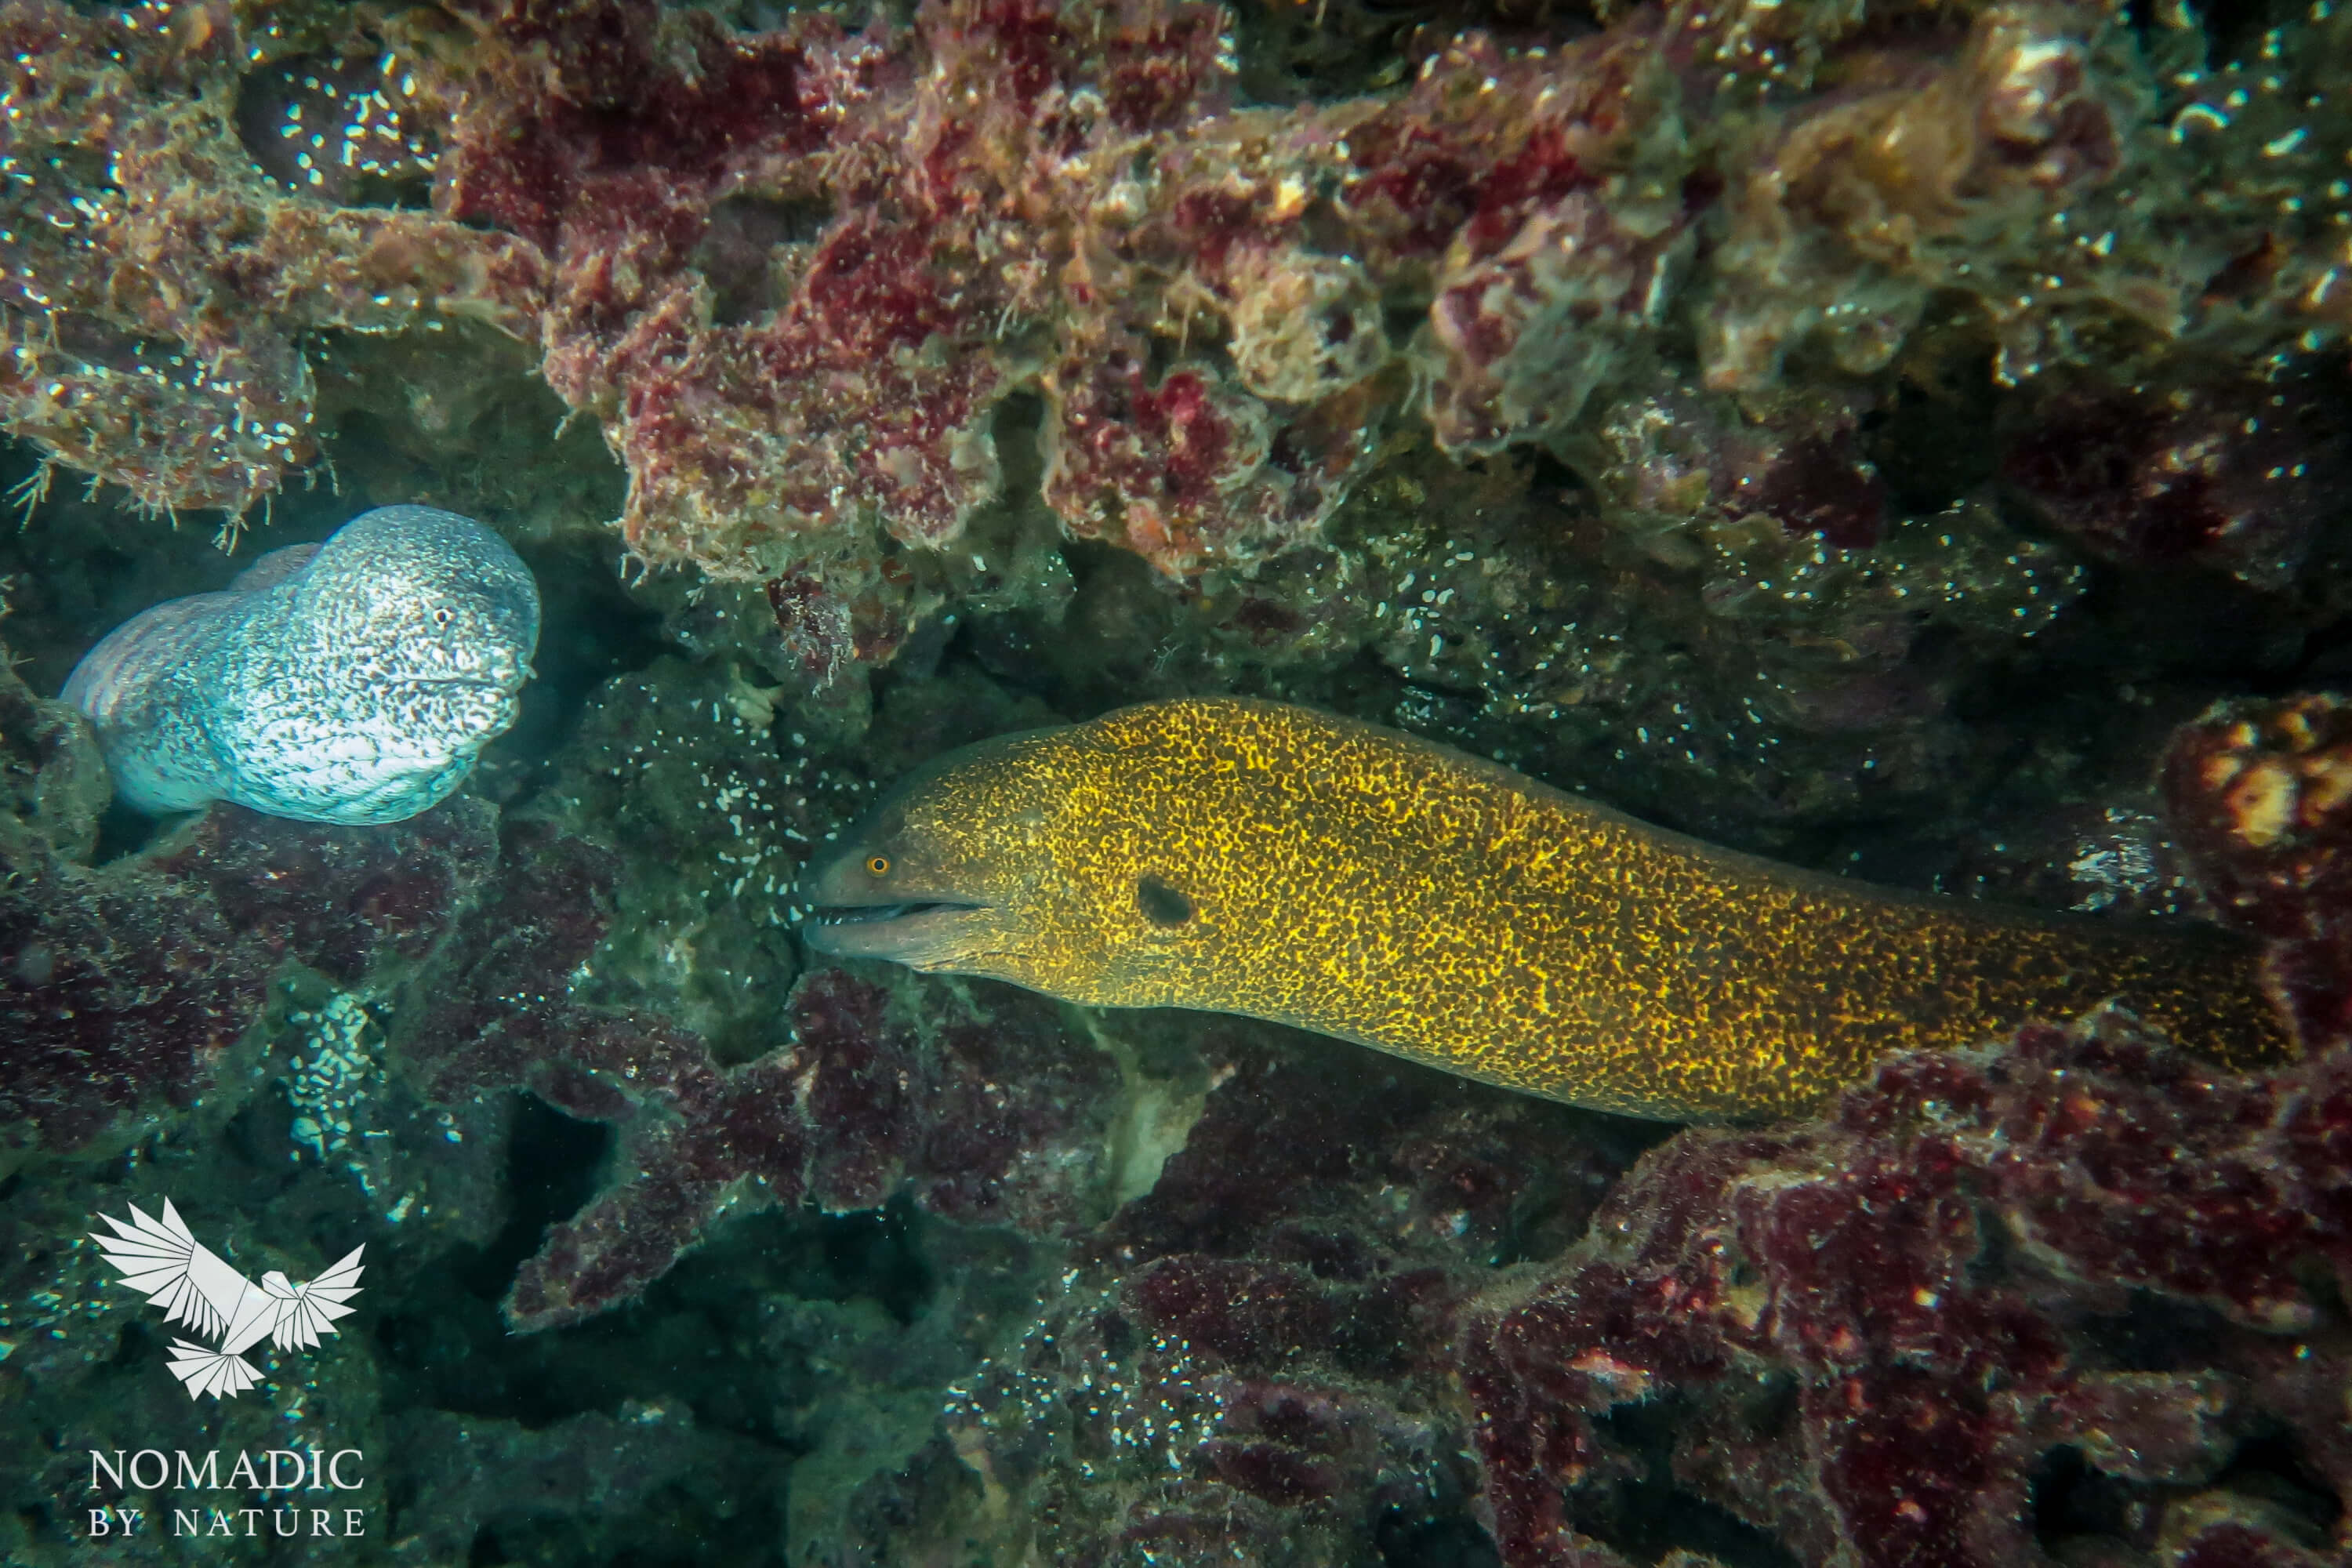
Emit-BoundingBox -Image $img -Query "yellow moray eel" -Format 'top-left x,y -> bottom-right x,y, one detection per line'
804,697 -> 2292,1122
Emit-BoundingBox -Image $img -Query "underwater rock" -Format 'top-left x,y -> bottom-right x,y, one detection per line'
2162,691 -> 2352,1054
1580,380 -> 1889,551
0,629 -> 108,861
1697,1 -> 2352,390
532,653 -> 833,1058
0,652 -> 497,1175
2001,364 -> 2352,593
390,1405 -> 786,1563
387,818 -> 788,1330
792,678 -> 2352,1566
825,1025 -> 1651,1563
1699,5 -> 2125,390
489,963 -> 1129,1330
6,1 -> 2352,1562
0,0 -> 543,521
1465,1012 -> 2352,1568
1943,791 -> 2207,921
8,0 -> 2346,662
390,808 -> 1123,1327
792,967 -> 1126,1236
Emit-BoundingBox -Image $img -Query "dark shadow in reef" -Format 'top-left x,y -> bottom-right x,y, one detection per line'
2032,1428 -> 2343,1559
1227,0 -> 1602,107
464,1091 -> 614,1308
2183,0 -> 2304,66
1377,1511 -> 1505,1568
88,797 -> 177,866
372,1093 -> 933,1445
1586,1396 -> 1809,1568
474,538 -> 671,811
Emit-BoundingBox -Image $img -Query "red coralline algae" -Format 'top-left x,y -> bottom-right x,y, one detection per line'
2002,366 -> 2352,591
505,1047 -> 808,1332
1588,379 -> 1889,550
0,0 -> 543,523
814,676 -> 2352,1563
1425,185 -> 1688,455
0,660 -> 498,1171
9,0 -> 2343,672
2168,1508 -> 2343,1568
492,961 -> 1123,1327
391,816 -> 1120,1327
156,789 -> 499,985
1103,1024 -> 1632,1266
1380,28 -> 1694,454
1465,1014 -> 2352,1567
1041,347 -> 1374,575
390,821 -> 800,1329
822,1033 -> 1650,1563
914,1005 -> 1123,1230
786,965 -> 1123,1236
0,848 -> 270,1162
434,0 -> 1379,590
2163,692 -> 2352,1052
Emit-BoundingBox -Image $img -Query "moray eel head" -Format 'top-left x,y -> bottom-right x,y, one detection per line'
804,722 -> 1199,1000
295,505 -> 539,701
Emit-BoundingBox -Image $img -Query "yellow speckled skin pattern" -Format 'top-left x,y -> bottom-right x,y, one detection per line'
808,697 -> 2294,1122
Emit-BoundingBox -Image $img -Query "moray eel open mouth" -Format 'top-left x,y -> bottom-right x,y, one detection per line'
799,810 -> 1012,967
804,898 -> 994,964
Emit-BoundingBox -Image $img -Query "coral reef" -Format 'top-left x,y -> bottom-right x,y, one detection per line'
0,1167 -> 397,1568
531,652 -> 835,1054
823,1024 -> 1657,1565
388,815 -> 1124,1329
2164,691 -> 2352,1053
12,532 -> 2352,1568
1465,1012 -> 2352,1566
808,989 -> 2351,1566
6,0 -> 2347,673
0,0 -> 541,525
6,0 -> 2352,1563
390,1405 -> 787,1564
764,665 -> 2352,1566
0,652 -> 496,1176
2002,361 -> 2352,591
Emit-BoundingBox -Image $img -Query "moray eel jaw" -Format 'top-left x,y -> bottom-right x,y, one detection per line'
800,848 -> 1000,970
800,733 -> 1093,979
804,898 -> 1000,969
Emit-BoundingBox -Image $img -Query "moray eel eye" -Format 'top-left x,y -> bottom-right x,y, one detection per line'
866,855 -> 891,877
1137,873 -> 1192,927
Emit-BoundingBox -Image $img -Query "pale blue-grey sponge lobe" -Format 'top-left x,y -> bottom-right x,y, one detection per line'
62,505 -> 541,825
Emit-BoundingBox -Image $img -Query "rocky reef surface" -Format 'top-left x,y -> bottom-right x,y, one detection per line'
2,0 -> 2351,1564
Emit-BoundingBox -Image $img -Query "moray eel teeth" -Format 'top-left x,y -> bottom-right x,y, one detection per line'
800,696 -> 2294,1123
804,732 -> 1059,969
808,898 -> 995,967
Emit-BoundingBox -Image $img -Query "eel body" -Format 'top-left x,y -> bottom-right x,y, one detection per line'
62,504 -> 539,825
806,696 -> 2292,1122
